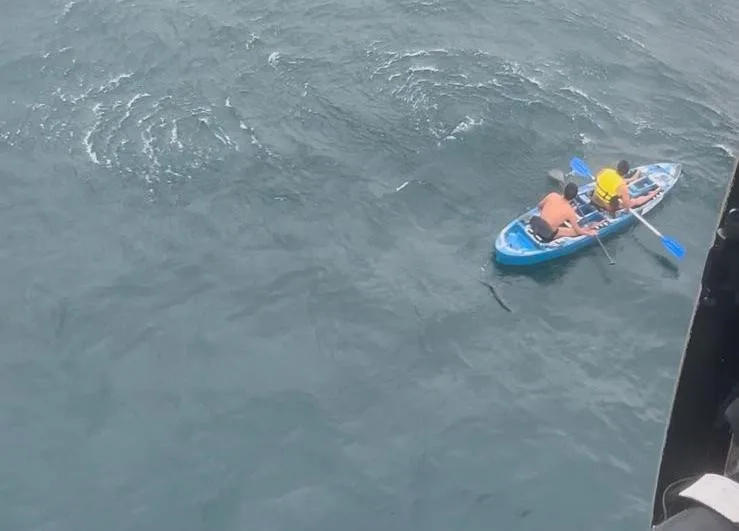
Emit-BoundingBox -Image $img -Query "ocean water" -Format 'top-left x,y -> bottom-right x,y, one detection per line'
2,0 -> 738,529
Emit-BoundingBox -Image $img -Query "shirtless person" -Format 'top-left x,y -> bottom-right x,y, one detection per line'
529,182 -> 599,242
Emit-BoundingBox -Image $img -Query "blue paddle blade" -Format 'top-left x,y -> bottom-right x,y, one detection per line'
569,157 -> 593,179
662,236 -> 686,260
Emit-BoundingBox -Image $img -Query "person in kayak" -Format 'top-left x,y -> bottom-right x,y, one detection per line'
617,159 -> 640,180
529,181 -> 599,242
592,160 -> 659,213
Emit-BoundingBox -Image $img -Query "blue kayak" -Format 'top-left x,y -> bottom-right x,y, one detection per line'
493,162 -> 682,266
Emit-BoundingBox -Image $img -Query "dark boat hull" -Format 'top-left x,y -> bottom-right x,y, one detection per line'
651,155 -> 739,528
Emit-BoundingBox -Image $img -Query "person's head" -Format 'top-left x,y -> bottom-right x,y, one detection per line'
616,160 -> 630,176
563,181 -> 578,200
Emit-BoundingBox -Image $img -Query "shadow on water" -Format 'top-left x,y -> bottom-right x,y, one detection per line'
590,247 -> 616,284
479,245 -> 616,312
631,235 -> 680,278
478,249 -> 611,312
490,243 -> 614,285
491,255 -> 574,285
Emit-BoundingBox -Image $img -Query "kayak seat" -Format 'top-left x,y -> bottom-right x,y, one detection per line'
570,193 -> 600,217
629,177 -> 658,196
527,228 -> 563,245
522,219 -> 559,245
575,201 -> 597,217
523,218 -> 574,245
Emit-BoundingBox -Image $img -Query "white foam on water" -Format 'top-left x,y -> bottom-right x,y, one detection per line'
560,85 -> 614,116
53,71 -> 134,108
62,1 -> 77,15
82,102 -> 105,164
140,123 -> 160,184
213,126 -> 238,151
371,48 -> 450,78
502,61 -> 544,89
99,72 -> 133,94
408,65 -> 440,73
83,129 -> 98,164
579,132 -> 593,145
451,116 -> 483,136
715,143 -> 735,158
617,33 -> 648,52
116,93 -> 149,129
169,120 -> 183,150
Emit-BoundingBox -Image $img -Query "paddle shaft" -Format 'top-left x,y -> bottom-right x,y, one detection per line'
594,233 -> 615,264
629,209 -> 662,237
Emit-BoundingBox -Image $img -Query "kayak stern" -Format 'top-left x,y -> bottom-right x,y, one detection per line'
494,219 -> 572,266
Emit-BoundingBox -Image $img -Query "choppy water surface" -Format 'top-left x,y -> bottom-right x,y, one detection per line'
2,0 -> 739,529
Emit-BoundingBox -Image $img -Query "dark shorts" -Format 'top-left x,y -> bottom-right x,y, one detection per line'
530,215 -> 557,242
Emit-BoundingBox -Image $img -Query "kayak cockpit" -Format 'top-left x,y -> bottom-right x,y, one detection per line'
514,192 -> 608,246
504,220 -> 541,251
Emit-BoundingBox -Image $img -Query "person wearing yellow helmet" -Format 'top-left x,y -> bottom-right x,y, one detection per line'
592,159 -> 659,213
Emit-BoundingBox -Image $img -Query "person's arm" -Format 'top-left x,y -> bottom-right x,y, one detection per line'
624,168 -> 641,184
568,206 -> 596,236
619,183 -> 632,210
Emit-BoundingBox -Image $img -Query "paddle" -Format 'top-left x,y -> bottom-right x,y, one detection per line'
591,225 -> 616,265
630,210 -> 686,260
547,168 -> 615,265
568,157 -> 686,260
547,168 -> 589,186
547,169 -> 566,186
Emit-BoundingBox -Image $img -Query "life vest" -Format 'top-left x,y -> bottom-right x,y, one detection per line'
593,168 -> 623,204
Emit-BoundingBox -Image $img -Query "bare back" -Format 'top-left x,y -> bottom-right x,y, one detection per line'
538,192 -> 576,228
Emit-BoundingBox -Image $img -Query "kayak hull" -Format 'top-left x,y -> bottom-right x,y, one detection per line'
493,162 -> 682,267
